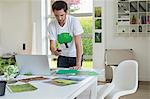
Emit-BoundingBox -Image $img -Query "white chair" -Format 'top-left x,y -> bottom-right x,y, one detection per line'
97,60 -> 138,99
97,83 -> 115,99
105,60 -> 138,99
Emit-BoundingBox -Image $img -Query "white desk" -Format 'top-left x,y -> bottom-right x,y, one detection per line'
2,76 -> 97,99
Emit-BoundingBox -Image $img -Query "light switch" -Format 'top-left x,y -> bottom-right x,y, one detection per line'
23,43 -> 26,50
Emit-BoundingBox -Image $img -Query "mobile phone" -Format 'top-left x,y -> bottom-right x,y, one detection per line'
57,49 -> 62,52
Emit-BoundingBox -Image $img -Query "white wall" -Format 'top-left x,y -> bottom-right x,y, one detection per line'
0,0 -> 32,55
93,0 -> 106,81
148,35 -> 150,80
105,0 -> 150,81
0,0 -> 46,55
31,0 -> 46,55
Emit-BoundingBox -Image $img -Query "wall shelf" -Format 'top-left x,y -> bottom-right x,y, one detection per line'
116,0 -> 150,36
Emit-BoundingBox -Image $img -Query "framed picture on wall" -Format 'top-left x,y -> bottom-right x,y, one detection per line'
95,32 -> 102,43
95,19 -> 102,29
95,7 -> 101,17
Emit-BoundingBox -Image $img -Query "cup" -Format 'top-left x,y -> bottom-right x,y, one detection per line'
0,81 -> 7,96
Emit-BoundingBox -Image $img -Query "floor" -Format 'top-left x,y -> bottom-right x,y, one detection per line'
98,81 -> 150,99
120,82 -> 150,99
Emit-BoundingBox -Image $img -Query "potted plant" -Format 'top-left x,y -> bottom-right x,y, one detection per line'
0,58 -> 18,81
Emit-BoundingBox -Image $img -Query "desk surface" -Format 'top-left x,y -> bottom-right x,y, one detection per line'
3,75 -> 97,99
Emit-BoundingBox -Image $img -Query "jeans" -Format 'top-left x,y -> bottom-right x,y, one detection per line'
57,55 -> 83,68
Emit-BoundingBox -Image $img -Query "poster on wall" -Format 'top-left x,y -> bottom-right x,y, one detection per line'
95,19 -> 102,29
95,32 -> 102,43
95,7 -> 101,17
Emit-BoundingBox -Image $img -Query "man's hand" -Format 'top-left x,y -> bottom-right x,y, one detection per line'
70,65 -> 81,70
54,48 -> 61,56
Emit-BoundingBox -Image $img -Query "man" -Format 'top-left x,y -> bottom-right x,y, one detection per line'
48,0 -> 83,70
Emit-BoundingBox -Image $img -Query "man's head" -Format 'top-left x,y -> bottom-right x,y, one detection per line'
52,1 -> 68,26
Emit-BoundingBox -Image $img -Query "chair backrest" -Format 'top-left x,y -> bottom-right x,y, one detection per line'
112,60 -> 138,92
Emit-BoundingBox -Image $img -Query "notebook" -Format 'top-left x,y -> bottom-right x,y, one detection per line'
15,55 -> 51,76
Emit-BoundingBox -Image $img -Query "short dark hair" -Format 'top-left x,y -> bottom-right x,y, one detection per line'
52,1 -> 68,12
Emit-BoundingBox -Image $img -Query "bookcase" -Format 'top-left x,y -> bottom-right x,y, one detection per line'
116,0 -> 150,35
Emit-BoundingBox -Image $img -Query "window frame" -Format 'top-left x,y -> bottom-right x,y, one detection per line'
46,0 -> 93,60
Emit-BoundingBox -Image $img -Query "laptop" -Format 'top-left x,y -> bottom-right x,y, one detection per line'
15,55 -> 51,76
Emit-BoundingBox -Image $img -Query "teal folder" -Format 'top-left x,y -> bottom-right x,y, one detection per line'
56,69 -> 79,75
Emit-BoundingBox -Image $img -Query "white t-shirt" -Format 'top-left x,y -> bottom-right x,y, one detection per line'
48,15 -> 83,57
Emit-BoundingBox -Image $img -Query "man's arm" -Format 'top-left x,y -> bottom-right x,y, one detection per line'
50,40 -> 60,56
74,34 -> 83,69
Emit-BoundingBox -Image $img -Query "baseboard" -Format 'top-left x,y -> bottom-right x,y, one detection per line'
103,80 -> 150,85
138,81 -> 150,85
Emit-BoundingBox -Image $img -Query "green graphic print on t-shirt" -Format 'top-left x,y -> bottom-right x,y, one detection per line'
58,33 -> 73,48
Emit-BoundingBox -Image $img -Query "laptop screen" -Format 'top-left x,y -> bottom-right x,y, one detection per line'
15,55 -> 51,76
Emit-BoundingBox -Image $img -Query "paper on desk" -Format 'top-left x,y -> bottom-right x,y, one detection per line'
14,75 -> 49,82
44,78 -> 77,86
7,83 -> 37,93
78,69 -> 100,76
57,75 -> 86,81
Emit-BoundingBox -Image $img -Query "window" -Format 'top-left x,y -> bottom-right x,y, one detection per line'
47,0 -> 93,69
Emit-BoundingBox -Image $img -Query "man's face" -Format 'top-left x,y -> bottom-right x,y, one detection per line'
53,9 -> 66,26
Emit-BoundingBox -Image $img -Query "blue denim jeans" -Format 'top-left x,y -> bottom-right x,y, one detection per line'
57,55 -> 83,68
